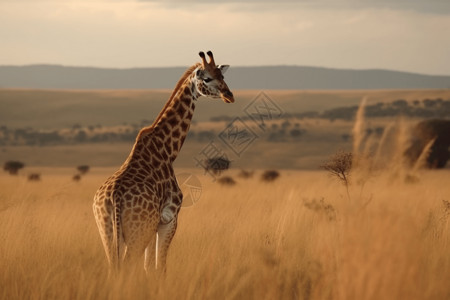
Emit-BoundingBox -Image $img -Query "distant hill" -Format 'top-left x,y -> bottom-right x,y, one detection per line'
0,65 -> 449,90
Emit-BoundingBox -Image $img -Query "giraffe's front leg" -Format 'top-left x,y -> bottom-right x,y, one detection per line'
156,177 -> 182,272
156,216 -> 178,272
144,234 -> 156,273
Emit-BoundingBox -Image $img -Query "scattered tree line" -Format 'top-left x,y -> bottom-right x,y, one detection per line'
1,97 -> 447,147
210,97 -> 450,122
3,161 -> 91,181
0,119 -> 306,146
0,124 -> 141,146
187,119 -> 305,143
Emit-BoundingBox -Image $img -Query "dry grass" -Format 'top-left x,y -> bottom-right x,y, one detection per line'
1,91 -> 449,299
1,166 -> 449,299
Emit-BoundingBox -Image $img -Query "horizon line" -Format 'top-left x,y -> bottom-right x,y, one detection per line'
1,63 -> 449,77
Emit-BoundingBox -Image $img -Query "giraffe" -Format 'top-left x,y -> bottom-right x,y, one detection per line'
92,51 -> 234,274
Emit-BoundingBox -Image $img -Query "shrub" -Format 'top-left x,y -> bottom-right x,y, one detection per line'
217,176 -> 236,186
28,173 -> 41,181
320,150 -> 353,200
320,151 -> 352,187
261,170 -> 280,182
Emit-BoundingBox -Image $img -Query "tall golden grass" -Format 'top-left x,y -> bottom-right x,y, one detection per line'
1,97 -> 449,299
0,165 -> 449,299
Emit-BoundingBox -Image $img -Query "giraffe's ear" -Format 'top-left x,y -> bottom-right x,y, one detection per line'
218,65 -> 229,74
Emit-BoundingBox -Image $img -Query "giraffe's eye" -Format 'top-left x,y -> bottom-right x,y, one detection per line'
203,77 -> 213,83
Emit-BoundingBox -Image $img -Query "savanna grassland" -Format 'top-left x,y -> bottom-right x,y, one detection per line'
1,89 -> 450,299
1,166 -> 449,299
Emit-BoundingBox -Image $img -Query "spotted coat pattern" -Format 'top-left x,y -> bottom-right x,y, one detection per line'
93,52 -> 234,273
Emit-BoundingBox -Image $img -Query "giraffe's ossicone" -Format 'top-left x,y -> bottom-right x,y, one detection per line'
92,51 -> 234,273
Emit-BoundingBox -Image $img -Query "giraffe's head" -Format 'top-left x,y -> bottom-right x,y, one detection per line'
195,51 -> 234,103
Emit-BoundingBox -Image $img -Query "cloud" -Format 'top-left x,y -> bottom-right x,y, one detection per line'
137,0 -> 450,14
0,0 -> 449,75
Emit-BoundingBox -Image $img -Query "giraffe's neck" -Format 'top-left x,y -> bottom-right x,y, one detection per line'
130,65 -> 200,166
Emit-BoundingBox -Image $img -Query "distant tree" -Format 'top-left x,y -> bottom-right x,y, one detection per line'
3,160 -> 25,175
204,157 -> 231,175
77,165 -> 90,175
392,99 -> 408,109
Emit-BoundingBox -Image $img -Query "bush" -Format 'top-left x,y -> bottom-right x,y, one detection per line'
217,176 -> 236,186
320,150 -> 353,200
261,170 -> 280,182
320,151 -> 352,187
28,173 -> 41,181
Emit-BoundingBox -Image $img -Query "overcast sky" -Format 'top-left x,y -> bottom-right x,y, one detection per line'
1,0 -> 449,75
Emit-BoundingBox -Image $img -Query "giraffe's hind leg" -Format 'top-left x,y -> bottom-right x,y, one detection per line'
93,203 -> 116,269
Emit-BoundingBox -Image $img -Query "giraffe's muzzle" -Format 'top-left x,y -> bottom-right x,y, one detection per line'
221,90 -> 235,103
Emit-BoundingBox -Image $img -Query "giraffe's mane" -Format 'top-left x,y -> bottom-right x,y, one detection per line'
150,63 -> 201,129
137,63 -> 201,139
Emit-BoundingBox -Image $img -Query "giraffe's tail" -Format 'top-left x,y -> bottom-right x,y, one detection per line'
111,192 -> 122,272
